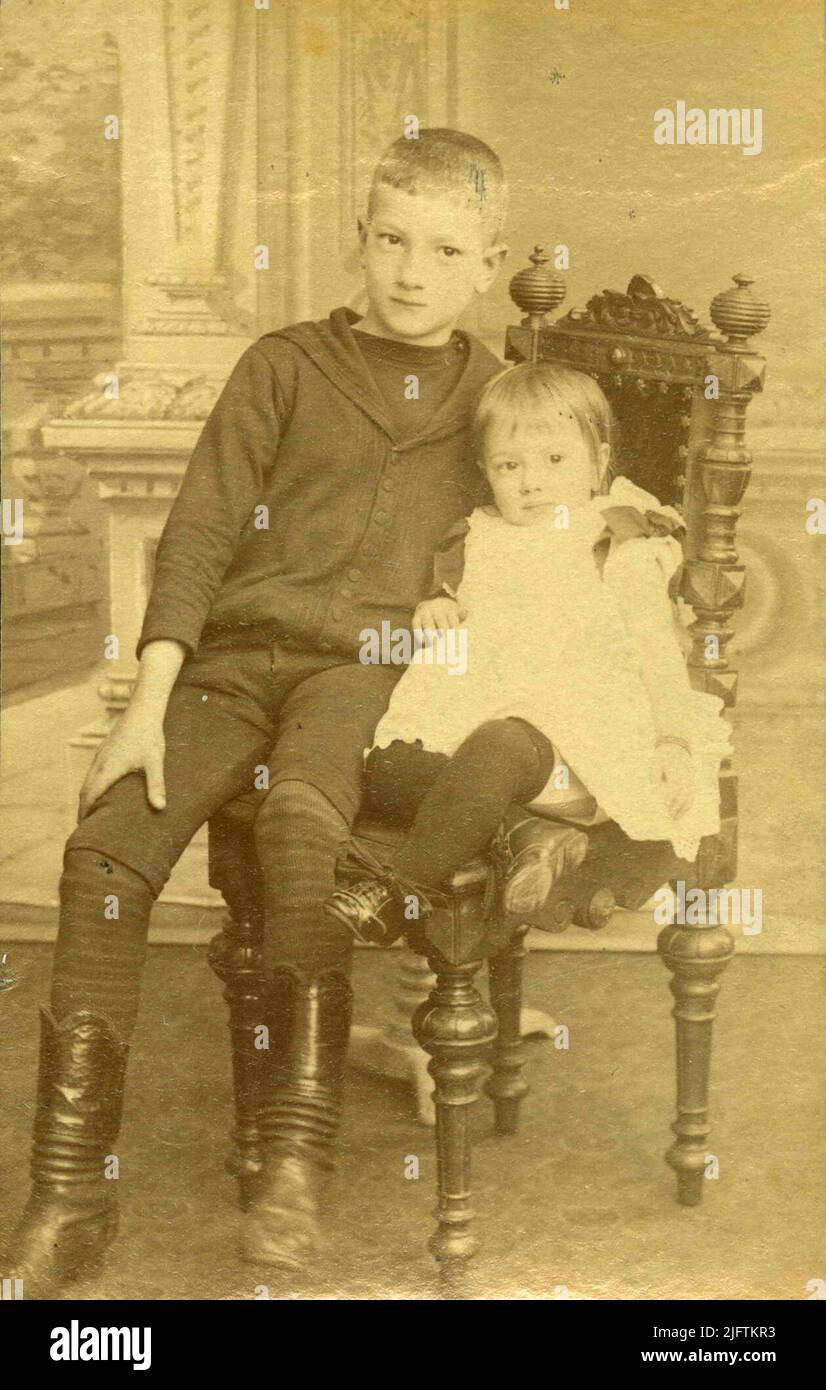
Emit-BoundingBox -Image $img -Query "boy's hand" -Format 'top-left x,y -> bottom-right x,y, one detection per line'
413,595 -> 467,638
78,703 -> 167,821
652,741 -> 695,821
76,637 -> 186,821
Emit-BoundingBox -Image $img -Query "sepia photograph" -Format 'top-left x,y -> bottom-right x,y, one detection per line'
0,0 -> 823,1324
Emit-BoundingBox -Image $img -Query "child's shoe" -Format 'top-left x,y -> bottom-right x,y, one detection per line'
324,876 -> 433,948
494,810 -> 590,915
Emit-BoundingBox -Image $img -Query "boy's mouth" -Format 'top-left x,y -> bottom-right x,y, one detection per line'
390,297 -> 427,308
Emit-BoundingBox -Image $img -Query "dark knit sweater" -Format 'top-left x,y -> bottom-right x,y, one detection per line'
351,328 -> 469,440
137,307 -> 501,660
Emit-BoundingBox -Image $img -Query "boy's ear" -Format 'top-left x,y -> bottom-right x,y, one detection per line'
356,217 -> 369,269
474,242 -> 508,295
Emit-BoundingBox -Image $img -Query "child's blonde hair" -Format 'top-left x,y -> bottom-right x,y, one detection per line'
473,363 -> 617,495
368,128 -> 508,245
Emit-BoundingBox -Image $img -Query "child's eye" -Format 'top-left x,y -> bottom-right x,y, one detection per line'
548,453 -> 563,464
499,460 -> 519,472
440,246 -> 461,258
378,233 -> 402,245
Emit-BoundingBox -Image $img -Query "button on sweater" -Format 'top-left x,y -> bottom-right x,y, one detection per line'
137,307 -> 502,660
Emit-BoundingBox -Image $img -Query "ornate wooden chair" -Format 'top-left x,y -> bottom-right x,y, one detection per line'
207,253 -> 769,1283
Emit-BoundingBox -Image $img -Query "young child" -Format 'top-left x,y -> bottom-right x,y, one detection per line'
325,363 -> 732,946
6,129 -> 510,1293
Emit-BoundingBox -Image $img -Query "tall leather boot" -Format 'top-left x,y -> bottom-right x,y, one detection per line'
240,966 -> 353,1271
5,1007 -> 128,1299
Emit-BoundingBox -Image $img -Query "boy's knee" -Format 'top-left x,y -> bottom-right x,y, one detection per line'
63,831 -> 165,899
60,846 -> 157,898
253,778 -> 345,847
255,778 -> 321,818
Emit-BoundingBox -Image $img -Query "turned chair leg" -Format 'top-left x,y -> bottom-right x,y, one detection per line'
484,926 -> 530,1135
413,957 -> 498,1289
657,914 -> 734,1207
207,908 -> 266,1208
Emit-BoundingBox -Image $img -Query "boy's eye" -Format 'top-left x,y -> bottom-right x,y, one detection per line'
498,461 -> 519,472
378,233 -> 402,245
548,453 -> 563,464
440,246 -> 461,258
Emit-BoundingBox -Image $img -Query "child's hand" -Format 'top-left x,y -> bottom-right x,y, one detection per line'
652,741 -> 695,820
413,595 -> 467,638
78,703 -> 168,820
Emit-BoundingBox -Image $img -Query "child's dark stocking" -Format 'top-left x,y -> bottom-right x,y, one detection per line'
374,718 -> 555,888
326,719 -> 589,946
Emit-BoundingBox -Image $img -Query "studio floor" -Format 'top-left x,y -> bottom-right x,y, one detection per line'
1,944 -> 823,1301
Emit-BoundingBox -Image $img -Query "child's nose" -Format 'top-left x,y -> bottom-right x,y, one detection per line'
520,463 -> 545,492
396,251 -> 427,288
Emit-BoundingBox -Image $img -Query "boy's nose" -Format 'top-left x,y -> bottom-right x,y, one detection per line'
396,254 -> 427,289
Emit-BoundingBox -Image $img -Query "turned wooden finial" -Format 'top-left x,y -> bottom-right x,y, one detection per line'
509,246 -> 566,354
681,272 -> 769,709
709,273 -> 770,343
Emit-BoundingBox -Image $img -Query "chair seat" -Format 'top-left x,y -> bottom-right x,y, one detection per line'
207,791 -> 686,946
341,814 -> 679,931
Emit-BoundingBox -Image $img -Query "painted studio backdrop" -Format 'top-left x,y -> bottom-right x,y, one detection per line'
1,0 -> 822,955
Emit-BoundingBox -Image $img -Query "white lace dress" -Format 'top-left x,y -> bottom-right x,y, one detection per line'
371,477 -> 731,862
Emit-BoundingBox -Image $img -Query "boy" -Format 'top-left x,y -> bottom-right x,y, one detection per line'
6,129 -> 508,1292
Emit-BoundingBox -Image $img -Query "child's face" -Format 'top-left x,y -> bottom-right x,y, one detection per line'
357,185 -> 506,346
483,414 -> 604,526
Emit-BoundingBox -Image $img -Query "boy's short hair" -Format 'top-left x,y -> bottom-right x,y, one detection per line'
473,363 -> 618,492
367,128 -> 507,245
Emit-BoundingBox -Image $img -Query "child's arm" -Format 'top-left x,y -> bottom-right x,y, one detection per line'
604,535 -> 697,819
413,594 -> 467,632
78,347 -> 283,819
77,638 -> 187,819
137,345 -> 283,661
605,534 -> 692,728
413,517 -> 470,634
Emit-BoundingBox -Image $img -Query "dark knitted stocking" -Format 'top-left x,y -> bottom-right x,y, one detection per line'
50,849 -> 154,1041
384,719 -> 554,889
255,780 -> 353,978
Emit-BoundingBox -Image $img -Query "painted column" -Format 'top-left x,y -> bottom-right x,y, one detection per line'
42,0 -> 258,778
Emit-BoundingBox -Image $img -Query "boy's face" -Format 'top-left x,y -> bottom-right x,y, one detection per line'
483,414 -> 609,526
357,185 -> 506,346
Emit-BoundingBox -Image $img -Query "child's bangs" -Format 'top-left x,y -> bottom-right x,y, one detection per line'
474,364 -> 615,465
